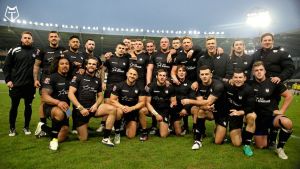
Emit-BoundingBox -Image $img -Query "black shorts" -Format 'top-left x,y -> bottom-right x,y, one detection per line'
104,83 -> 115,99
228,115 -> 244,131
43,104 -> 69,126
212,108 -> 228,128
255,115 -> 275,135
43,104 -> 54,118
123,110 -> 139,123
9,84 -> 35,99
156,108 -> 170,124
74,109 -> 96,127
171,104 -> 191,121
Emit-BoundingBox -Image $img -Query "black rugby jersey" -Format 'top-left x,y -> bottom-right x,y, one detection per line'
224,83 -> 254,114
43,72 -> 71,103
149,50 -> 173,77
63,50 -> 86,75
37,46 -> 65,75
70,73 -> 102,108
111,81 -> 145,106
129,52 -> 150,82
251,78 -> 287,116
173,79 -> 195,102
197,51 -> 233,81
174,50 -> 199,82
146,82 -> 175,110
104,55 -> 129,84
230,53 -> 254,80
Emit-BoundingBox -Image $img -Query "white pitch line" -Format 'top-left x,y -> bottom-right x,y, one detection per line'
291,135 -> 300,139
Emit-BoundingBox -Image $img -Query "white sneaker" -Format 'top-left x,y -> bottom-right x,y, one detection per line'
9,128 -> 16,137
114,133 -> 121,144
71,130 -> 78,134
96,124 -> 105,132
23,128 -> 31,135
34,122 -> 44,136
192,141 -> 202,150
276,148 -> 288,160
49,138 -> 59,151
102,138 -> 114,147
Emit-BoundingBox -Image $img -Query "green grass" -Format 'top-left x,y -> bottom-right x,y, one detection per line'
0,84 -> 299,169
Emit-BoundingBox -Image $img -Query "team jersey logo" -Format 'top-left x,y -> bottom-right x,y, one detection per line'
288,54 -> 291,58
183,83 -> 187,86
135,89 -> 138,94
265,88 -> 270,93
139,58 -> 143,61
273,50 -> 278,53
165,90 -> 169,94
216,56 -> 220,59
44,78 -> 50,84
123,62 -> 126,66
244,61 -> 248,65
71,76 -> 77,82
238,96 -> 243,100
32,54 -> 36,58
193,58 -> 196,61
112,85 -> 117,91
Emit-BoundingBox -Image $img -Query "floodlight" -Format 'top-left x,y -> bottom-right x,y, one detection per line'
246,10 -> 271,28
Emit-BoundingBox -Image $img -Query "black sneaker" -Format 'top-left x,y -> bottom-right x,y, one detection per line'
140,133 -> 148,141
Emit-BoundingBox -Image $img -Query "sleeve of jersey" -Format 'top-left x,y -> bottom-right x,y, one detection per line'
279,51 -> 295,81
97,79 -> 102,93
277,82 -> 288,95
211,81 -> 224,98
42,76 -> 53,91
111,83 -> 120,96
145,83 -> 152,96
170,86 -> 176,97
36,49 -> 44,61
139,86 -> 147,96
244,87 -> 255,114
70,75 -> 81,89
3,48 -> 14,83
225,54 -> 233,79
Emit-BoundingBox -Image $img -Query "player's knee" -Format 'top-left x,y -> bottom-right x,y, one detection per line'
139,107 -> 148,115
246,113 -> 256,123
280,117 -> 293,130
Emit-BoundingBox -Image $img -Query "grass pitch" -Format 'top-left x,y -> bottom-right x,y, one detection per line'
0,84 -> 299,169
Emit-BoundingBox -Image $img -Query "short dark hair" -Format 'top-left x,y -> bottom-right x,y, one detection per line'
233,68 -> 245,75
69,35 -> 80,41
49,31 -> 59,35
199,65 -> 211,71
260,33 -> 274,42
85,38 -> 94,44
172,37 -> 181,42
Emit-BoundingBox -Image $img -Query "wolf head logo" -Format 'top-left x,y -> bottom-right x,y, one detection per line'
5,6 -> 19,22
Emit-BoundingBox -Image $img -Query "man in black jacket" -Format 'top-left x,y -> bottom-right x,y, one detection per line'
252,33 -> 294,83
3,31 -> 39,136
